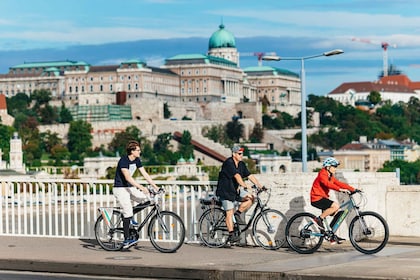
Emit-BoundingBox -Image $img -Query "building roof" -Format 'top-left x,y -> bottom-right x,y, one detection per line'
208,24 -> 236,49
165,54 -> 237,67
244,66 -> 299,78
0,94 -> 7,110
328,80 -> 415,94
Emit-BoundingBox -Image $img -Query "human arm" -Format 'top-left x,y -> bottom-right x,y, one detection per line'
247,174 -> 264,190
138,166 -> 160,192
121,168 -> 149,194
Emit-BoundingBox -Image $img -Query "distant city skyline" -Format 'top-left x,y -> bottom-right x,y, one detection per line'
1,0 -> 420,95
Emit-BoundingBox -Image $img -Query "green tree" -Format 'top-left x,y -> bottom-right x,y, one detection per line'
59,102 -> 73,123
225,118 -> 244,143
178,130 -> 194,159
40,130 -> 62,153
67,120 -> 93,163
249,123 -> 264,143
50,144 -> 70,166
108,125 -> 143,156
39,104 -> 58,124
164,102 -> 171,119
0,124 -> 14,162
368,91 -> 381,105
7,93 -> 31,117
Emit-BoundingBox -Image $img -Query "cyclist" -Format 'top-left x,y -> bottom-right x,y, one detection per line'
113,140 -> 160,248
216,145 -> 264,244
310,157 -> 357,244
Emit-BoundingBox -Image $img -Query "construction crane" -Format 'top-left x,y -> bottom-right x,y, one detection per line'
351,37 -> 397,77
240,52 -> 277,66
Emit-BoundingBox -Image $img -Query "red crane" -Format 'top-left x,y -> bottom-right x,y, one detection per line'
240,52 -> 277,66
351,37 -> 397,76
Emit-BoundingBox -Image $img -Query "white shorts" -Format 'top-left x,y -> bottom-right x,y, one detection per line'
113,187 -> 149,218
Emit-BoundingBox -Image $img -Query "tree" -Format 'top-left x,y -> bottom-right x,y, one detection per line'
178,130 -> 194,159
225,118 -> 244,143
40,130 -> 62,153
59,102 -> 73,123
368,91 -> 381,105
0,124 -> 14,162
67,120 -> 93,163
249,123 -> 264,143
108,125 -> 143,156
164,102 -> 172,119
6,93 -> 31,117
50,144 -> 70,166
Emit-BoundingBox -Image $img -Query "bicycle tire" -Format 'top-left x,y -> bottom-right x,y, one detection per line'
285,212 -> 324,254
94,209 -> 124,251
148,211 -> 185,253
252,209 -> 287,250
198,207 -> 228,248
349,211 -> 389,254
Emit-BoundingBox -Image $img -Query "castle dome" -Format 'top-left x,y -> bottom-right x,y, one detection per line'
208,24 -> 236,50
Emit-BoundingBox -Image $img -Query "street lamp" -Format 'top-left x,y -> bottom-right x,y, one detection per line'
262,49 -> 344,172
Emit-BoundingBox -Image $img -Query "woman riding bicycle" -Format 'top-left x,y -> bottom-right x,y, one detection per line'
310,157 -> 358,244
215,145 -> 264,244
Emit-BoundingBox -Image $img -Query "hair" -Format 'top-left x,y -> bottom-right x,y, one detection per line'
126,140 -> 140,155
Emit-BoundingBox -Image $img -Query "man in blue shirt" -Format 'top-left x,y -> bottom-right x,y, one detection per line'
114,140 -> 159,248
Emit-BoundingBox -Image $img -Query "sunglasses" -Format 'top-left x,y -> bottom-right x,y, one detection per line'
236,152 -> 243,155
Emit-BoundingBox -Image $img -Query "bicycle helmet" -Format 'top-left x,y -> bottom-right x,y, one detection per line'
322,157 -> 340,167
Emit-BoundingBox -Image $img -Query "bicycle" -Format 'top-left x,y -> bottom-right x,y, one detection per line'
94,187 -> 185,253
198,185 -> 287,250
285,189 -> 389,254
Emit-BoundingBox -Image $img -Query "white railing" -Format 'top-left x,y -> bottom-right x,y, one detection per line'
0,178 -> 216,241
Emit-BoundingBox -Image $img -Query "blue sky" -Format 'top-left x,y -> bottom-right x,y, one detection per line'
1,0 -> 420,95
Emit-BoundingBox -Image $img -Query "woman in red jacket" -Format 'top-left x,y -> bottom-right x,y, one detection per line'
310,157 -> 356,244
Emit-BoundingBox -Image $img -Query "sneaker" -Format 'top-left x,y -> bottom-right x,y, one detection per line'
312,217 -> 325,231
234,213 -> 246,225
330,235 -> 344,245
227,234 -> 241,244
122,239 -> 137,249
130,218 -> 139,226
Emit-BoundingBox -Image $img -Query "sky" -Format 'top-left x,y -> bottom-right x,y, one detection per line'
1,0 -> 420,95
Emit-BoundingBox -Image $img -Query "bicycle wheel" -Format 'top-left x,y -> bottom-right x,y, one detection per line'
349,211 -> 389,254
252,209 -> 287,250
94,209 -> 124,251
198,207 -> 228,248
285,212 -> 324,254
148,211 -> 185,253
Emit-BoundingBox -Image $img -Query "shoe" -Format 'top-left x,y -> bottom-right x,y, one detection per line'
227,234 -> 241,244
312,217 -> 325,231
122,239 -> 137,249
234,213 -> 246,225
130,218 -> 139,226
330,235 -> 345,245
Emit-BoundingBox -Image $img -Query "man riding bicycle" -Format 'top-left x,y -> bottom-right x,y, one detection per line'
216,146 -> 264,244
310,157 -> 357,244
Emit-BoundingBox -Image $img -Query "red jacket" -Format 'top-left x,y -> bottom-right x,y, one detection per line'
310,168 -> 355,202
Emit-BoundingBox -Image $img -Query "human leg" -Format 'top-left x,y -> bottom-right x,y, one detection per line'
113,187 -> 135,242
221,200 -> 240,243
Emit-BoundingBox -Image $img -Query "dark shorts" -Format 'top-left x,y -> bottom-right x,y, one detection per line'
311,198 -> 334,211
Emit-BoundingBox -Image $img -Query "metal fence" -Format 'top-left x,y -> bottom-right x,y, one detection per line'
0,178 -> 216,241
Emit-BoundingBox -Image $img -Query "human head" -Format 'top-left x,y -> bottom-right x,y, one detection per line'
126,140 -> 140,155
322,157 -> 340,168
231,145 -> 244,154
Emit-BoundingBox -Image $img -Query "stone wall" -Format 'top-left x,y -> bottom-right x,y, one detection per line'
249,172 -> 416,237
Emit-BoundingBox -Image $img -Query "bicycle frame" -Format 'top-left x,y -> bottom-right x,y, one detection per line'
237,190 -> 268,232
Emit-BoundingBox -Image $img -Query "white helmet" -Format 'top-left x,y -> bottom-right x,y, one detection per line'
322,157 -> 340,167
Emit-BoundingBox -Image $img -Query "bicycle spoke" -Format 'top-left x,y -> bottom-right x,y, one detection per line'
286,212 -> 323,254
253,209 -> 287,250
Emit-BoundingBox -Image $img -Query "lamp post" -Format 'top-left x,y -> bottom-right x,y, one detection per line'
263,49 -> 344,172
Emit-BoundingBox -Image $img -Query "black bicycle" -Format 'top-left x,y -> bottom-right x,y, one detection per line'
198,185 -> 287,250
285,189 -> 389,254
94,188 -> 185,253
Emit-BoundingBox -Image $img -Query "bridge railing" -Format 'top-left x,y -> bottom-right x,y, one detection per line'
0,178 -> 216,241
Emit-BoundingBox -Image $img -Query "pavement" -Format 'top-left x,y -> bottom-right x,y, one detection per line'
0,235 -> 420,280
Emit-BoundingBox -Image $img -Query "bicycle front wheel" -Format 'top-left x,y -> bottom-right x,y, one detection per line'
349,211 -> 389,254
198,207 -> 228,248
252,209 -> 287,250
94,209 -> 124,251
285,212 -> 324,254
148,211 -> 185,253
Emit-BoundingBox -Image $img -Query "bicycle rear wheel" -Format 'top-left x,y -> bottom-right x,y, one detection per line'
349,211 -> 389,254
198,207 -> 228,248
148,211 -> 185,253
285,212 -> 324,254
252,209 -> 287,250
94,209 -> 124,251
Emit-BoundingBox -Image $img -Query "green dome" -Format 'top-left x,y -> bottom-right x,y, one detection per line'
208,24 -> 236,49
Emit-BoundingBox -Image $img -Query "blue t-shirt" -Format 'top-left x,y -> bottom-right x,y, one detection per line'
114,156 -> 143,187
